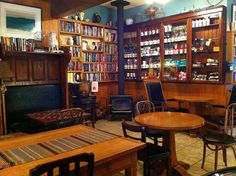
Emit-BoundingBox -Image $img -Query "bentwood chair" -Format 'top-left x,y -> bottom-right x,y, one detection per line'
144,81 -> 187,112
56,108 -> 84,128
136,100 -> 164,146
122,121 -> 170,176
29,152 -> 94,176
200,103 -> 236,171
204,85 -> 236,130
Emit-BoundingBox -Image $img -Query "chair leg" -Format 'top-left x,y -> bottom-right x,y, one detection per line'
143,161 -> 150,176
201,143 -> 206,169
231,146 -> 236,160
215,145 -> 219,171
222,147 -> 227,167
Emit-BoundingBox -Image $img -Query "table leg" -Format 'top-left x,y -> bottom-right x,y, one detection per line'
163,131 -> 190,175
125,152 -> 137,176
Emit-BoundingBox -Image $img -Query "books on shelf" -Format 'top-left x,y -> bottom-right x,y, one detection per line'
0,36 -> 34,52
105,29 -> 117,42
60,21 -> 80,33
83,53 -> 103,62
82,25 -> 103,37
68,60 -> 82,71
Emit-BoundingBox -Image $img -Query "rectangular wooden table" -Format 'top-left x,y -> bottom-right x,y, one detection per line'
0,125 -> 144,176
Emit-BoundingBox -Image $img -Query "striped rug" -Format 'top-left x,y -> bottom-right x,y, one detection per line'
0,130 -> 119,169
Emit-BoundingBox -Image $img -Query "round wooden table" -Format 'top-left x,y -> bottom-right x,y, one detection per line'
173,95 -> 213,115
135,112 -> 205,174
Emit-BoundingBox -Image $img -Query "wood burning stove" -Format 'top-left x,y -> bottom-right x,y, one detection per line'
109,95 -> 133,120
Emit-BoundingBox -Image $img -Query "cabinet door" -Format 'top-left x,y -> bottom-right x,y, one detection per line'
161,20 -> 188,82
191,12 -> 222,83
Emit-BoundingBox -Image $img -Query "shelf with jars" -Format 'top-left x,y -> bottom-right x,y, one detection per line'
190,11 -> 223,83
123,5 -> 225,84
124,30 -> 139,80
59,18 -> 118,83
162,21 -> 188,82
140,25 -> 161,80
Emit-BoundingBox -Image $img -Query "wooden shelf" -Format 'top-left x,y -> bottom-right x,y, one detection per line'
60,31 -> 80,35
60,44 -> 81,47
82,35 -> 103,40
192,23 -> 219,30
82,50 -> 103,53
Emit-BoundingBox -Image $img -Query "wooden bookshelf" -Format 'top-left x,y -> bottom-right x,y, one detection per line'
58,19 -> 118,83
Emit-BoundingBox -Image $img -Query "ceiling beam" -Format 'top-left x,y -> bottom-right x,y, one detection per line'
51,0 -> 111,18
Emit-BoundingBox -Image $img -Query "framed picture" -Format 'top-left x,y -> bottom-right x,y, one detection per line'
0,2 -> 42,40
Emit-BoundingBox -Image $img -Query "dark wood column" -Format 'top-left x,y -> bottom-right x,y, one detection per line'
111,0 -> 130,95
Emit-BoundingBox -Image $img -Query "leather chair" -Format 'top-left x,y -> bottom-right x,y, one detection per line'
200,103 -> 236,171
122,121 -> 170,176
136,100 -> 164,146
29,152 -> 94,176
144,81 -> 187,112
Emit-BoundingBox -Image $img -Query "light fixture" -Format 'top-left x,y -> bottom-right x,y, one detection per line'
0,60 -> 13,135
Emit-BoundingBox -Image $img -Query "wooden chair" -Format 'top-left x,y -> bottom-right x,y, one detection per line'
56,108 -> 85,128
144,81 -> 187,112
136,100 -> 164,146
29,152 -> 94,176
122,121 -> 170,176
200,103 -> 236,171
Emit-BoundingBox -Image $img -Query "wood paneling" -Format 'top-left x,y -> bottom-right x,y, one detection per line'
125,81 -> 229,116
15,59 -> 30,82
2,52 -> 67,86
32,59 -> 46,81
47,59 -> 60,81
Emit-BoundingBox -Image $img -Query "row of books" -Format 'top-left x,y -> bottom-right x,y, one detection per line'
84,73 -> 118,81
82,25 -> 103,37
68,72 -> 81,83
68,60 -> 82,71
83,63 -> 118,72
104,73 -> 118,81
60,21 -> 80,33
72,36 -> 81,46
70,47 -> 80,57
82,53 -> 103,62
105,44 -> 117,54
0,36 -> 34,52
105,55 -> 117,62
104,29 -> 117,42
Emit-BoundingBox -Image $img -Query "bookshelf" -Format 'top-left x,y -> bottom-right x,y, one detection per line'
58,19 -> 118,83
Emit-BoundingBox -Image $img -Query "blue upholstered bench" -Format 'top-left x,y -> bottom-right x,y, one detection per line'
5,84 -> 63,133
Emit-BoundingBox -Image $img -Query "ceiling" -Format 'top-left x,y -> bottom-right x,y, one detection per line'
102,0 -> 147,9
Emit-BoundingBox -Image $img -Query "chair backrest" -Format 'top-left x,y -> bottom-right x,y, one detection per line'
224,103 -> 236,136
136,100 -> 155,115
56,108 -> 84,128
144,82 -> 164,106
121,121 -> 146,142
29,152 -> 94,176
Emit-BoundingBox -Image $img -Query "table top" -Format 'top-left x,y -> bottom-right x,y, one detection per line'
173,95 -> 213,103
0,125 -> 144,176
135,112 -> 205,131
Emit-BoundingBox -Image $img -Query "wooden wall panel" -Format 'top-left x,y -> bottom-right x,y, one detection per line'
32,59 -> 46,81
47,59 -> 60,81
15,59 -> 30,82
